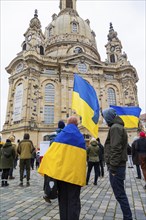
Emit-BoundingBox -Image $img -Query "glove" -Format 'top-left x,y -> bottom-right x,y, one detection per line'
110,169 -> 116,176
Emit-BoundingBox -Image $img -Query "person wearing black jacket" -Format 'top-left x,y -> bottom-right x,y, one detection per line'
97,138 -> 104,177
1,139 -> 16,187
131,137 -> 142,179
136,131 -> 146,189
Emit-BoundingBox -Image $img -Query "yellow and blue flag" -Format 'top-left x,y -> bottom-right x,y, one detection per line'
38,124 -> 87,186
72,74 -> 99,138
110,105 -> 142,128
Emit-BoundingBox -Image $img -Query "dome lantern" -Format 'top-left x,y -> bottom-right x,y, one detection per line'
60,0 -> 77,10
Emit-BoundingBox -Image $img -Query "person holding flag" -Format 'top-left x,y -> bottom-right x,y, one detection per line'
102,107 -> 133,220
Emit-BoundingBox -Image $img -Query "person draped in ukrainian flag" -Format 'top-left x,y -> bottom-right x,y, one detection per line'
38,116 -> 87,220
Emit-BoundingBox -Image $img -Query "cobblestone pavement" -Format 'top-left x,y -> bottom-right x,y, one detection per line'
0,165 -> 146,220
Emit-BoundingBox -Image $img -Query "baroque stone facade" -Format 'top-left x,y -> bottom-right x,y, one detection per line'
2,0 -> 139,146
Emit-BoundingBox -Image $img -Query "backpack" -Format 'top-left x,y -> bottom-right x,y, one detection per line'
44,175 -> 58,199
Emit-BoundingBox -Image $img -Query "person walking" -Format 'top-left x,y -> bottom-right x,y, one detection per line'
35,149 -> 40,170
8,135 -> 17,179
17,133 -> 35,187
30,150 -> 36,170
102,107 -> 133,220
136,131 -> 146,189
127,144 -> 134,168
86,138 -> 100,185
39,116 -> 86,220
97,137 -> 104,178
131,137 -> 142,179
0,141 -> 4,176
0,139 -> 16,187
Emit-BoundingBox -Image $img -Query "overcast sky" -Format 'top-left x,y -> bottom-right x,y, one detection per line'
1,0 -> 145,131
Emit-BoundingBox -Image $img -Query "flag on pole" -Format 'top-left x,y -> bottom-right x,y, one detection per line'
110,105 -> 142,128
72,74 -> 100,138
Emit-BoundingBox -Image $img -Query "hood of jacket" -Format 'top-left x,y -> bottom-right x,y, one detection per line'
111,115 -> 124,127
3,142 -> 12,148
102,108 -> 116,126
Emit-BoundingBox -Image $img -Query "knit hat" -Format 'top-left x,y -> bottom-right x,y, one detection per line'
58,120 -> 65,129
102,108 -> 117,125
6,139 -> 11,143
139,132 -> 145,137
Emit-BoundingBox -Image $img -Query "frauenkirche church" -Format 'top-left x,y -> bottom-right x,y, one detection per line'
2,0 -> 139,146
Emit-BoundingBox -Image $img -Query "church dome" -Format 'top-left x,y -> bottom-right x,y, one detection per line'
44,8 -> 100,60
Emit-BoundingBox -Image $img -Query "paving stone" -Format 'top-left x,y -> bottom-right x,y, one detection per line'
0,164 -> 146,219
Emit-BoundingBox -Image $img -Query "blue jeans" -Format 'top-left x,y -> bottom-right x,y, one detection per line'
109,167 -> 133,220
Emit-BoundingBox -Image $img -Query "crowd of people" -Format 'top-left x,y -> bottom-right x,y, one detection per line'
0,133 -> 40,187
0,110 -> 146,220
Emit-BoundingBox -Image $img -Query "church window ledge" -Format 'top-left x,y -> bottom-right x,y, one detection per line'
44,69 -> 56,75
105,74 -> 114,79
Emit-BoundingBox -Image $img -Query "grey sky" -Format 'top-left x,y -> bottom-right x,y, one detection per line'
1,0 -> 145,130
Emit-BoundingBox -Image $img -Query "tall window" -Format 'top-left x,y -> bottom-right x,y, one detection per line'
13,84 -> 23,122
23,43 -> 26,51
44,106 -> 54,124
110,54 -> 115,63
40,46 -> 44,55
72,22 -> 77,33
45,84 -> 55,102
107,88 -> 116,105
48,27 -> 53,37
66,0 -> 73,8
44,84 -> 55,124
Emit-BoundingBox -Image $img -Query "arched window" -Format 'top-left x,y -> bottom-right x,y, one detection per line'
40,46 -> 44,55
44,84 -> 55,124
72,22 -> 77,33
110,54 -> 115,63
45,84 -> 55,102
23,43 -> 26,51
107,88 -> 116,105
13,84 -> 23,122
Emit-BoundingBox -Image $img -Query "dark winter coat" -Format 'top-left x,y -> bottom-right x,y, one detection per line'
132,139 -> 140,165
0,142 -> 16,169
0,143 -> 4,169
98,142 -> 104,161
136,137 -> 146,155
87,139 -> 99,162
104,116 -> 128,172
